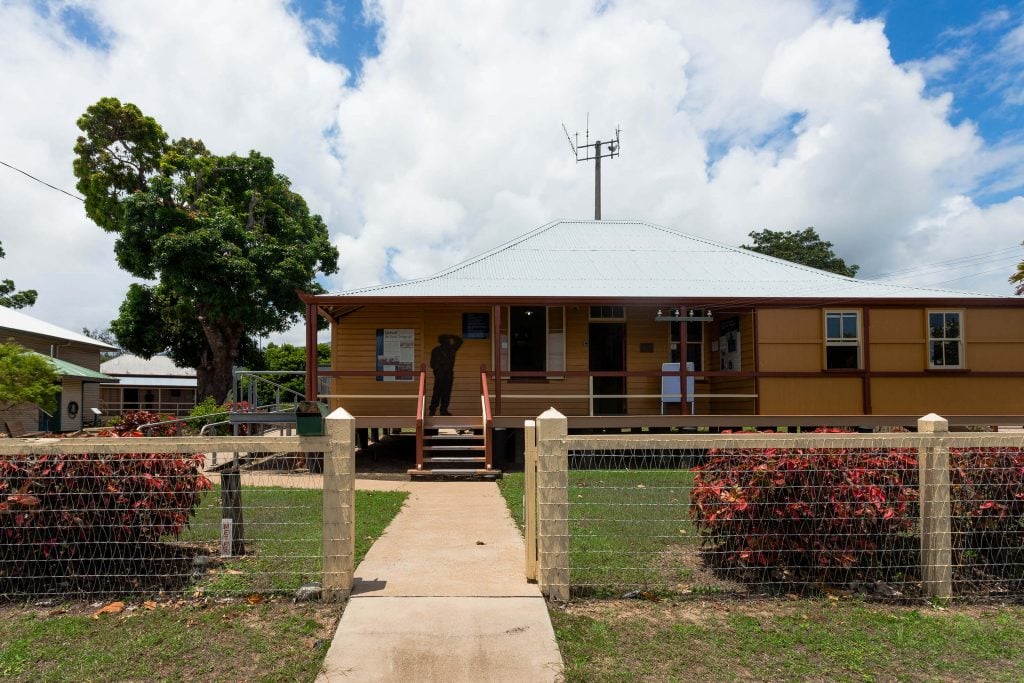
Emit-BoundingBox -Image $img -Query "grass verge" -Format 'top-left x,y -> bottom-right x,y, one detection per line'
0,488 -> 408,682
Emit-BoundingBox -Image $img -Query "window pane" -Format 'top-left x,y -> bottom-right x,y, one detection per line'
944,341 -> 960,366
842,314 -> 858,339
686,321 -> 703,341
930,341 -> 944,366
945,313 -> 960,339
826,315 -> 840,340
929,313 -> 944,339
826,345 -> 858,369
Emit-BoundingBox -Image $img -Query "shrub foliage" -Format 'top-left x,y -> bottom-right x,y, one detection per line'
690,431 -> 1024,585
0,430 -> 211,591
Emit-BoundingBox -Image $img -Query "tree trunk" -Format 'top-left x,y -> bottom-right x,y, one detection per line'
195,316 -> 244,404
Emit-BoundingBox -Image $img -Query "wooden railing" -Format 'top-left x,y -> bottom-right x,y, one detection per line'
480,365 -> 493,470
414,364 -> 427,471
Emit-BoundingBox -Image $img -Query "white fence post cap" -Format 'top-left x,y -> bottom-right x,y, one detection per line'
918,413 -> 949,433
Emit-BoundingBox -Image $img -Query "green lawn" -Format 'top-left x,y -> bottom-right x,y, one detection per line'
499,470 -> 699,597
0,487 -> 408,682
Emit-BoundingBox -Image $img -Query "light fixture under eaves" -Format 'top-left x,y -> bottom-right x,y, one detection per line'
655,308 -> 714,322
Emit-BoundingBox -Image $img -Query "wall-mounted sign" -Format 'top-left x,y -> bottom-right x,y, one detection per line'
719,317 -> 741,371
462,312 -> 490,340
376,328 -> 415,381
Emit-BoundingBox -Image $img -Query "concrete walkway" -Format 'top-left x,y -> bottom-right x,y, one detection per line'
317,481 -> 563,682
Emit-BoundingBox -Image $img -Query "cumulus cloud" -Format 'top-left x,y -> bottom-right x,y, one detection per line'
1,0 -> 1023,349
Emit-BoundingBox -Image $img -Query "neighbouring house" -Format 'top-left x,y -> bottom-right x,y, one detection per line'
300,219 -> 1024,474
100,353 -> 198,417
0,305 -> 118,433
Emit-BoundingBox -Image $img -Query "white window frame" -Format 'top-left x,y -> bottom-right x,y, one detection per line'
589,306 -> 625,321
927,310 -> 965,369
823,310 -> 861,370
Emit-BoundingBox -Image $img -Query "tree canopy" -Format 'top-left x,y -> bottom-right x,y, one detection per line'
73,97 -> 339,402
1011,243 -> 1024,296
0,343 -> 59,414
741,227 -> 859,277
0,241 -> 38,309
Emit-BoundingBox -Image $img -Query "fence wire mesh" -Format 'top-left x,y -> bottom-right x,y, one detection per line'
0,438 -> 332,599
560,432 -> 1024,601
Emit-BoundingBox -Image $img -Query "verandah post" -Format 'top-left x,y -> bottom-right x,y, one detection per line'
536,408 -> 569,601
524,419 -> 538,582
323,407 -> 356,602
918,413 -> 952,599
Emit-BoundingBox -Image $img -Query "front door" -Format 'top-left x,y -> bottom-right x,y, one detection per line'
589,322 -> 626,415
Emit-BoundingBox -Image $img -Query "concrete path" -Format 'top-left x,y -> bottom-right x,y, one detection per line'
317,481 -> 563,682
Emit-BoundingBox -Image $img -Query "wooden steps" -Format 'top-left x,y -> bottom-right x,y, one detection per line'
410,417 -> 499,479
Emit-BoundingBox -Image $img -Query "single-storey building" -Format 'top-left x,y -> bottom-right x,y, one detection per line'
0,305 -> 118,433
100,353 -> 198,417
299,219 -> 1024,474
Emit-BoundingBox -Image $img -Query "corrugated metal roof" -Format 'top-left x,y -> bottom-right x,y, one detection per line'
35,353 -> 118,381
0,306 -> 119,349
328,220 -> 1007,300
101,353 -> 196,377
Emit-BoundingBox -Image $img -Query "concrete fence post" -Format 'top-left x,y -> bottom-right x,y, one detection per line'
524,419 -> 538,582
323,407 -> 356,602
918,413 -> 952,599
536,408 -> 569,602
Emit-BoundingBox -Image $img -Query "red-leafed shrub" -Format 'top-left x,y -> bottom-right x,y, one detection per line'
0,432 -> 211,590
116,410 -> 180,436
690,438 -> 919,577
690,432 -> 1024,585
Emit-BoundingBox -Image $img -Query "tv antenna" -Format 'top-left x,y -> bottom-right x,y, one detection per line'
562,115 -> 621,220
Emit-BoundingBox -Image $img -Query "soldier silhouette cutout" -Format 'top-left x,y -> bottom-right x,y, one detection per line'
429,334 -> 463,416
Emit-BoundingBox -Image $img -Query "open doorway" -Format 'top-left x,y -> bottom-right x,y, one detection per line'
589,322 -> 626,415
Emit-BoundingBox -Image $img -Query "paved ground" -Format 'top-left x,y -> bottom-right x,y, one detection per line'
316,481 -> 563,682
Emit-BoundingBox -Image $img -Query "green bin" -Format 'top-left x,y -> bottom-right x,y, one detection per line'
295,401 -> 328,436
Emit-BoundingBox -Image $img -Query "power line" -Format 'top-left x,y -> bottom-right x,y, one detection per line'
0,159 -> 84,202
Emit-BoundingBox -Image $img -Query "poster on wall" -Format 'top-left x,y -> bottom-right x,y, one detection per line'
719,317 -> 741,371
376,329 -> 415,381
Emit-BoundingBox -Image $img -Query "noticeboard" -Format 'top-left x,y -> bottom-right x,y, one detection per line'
462,312 -> 490,340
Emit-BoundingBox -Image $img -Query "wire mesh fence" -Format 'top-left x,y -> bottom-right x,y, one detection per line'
0,435 -> 345,600
537,426 -> 1024,602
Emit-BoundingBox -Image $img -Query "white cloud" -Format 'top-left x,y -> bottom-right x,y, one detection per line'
1,0 -> 1023,353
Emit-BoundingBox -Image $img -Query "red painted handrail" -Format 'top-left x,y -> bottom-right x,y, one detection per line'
415,364 -> 426,470
480,366 -> 493,469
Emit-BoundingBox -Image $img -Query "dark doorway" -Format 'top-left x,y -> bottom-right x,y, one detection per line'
589,322 -> 626,415
510,306 -> 547,373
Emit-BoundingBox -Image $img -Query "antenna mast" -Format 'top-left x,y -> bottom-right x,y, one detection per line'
562,117 -> 621,220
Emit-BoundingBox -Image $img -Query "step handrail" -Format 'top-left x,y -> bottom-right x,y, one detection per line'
480,365 -> 493,470
415,364 -> 427,471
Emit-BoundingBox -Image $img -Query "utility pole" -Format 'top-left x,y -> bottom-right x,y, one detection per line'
563,118 -> 621,220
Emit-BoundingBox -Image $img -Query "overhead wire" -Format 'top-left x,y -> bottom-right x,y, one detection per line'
0,159 -> 85,202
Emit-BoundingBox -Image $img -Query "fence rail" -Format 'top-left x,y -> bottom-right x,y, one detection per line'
529,410 -> 1024,603
0,415 -> 355,601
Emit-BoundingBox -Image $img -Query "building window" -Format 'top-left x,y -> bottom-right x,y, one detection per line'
590,306 -> 625,320
928,311 -> 963,368
670,319 -> 704,371
509,306 -> 547,372
824,311 -> 860,369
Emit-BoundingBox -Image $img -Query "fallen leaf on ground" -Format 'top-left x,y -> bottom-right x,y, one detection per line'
143,600 -> 157,610
92,601 -> 125,619
225,569 -> 243,575
246,593 -> 265,605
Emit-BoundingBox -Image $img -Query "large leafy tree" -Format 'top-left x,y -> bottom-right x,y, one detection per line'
0,241 -> 38,309
1011,243 -> 1024,295
0,343 -> 59,414
73,98 -> 339,402
742,227 -> 859,277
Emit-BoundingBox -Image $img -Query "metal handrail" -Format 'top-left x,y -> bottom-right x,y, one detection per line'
415,364 -> 427,470
480,366 -> 493,469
